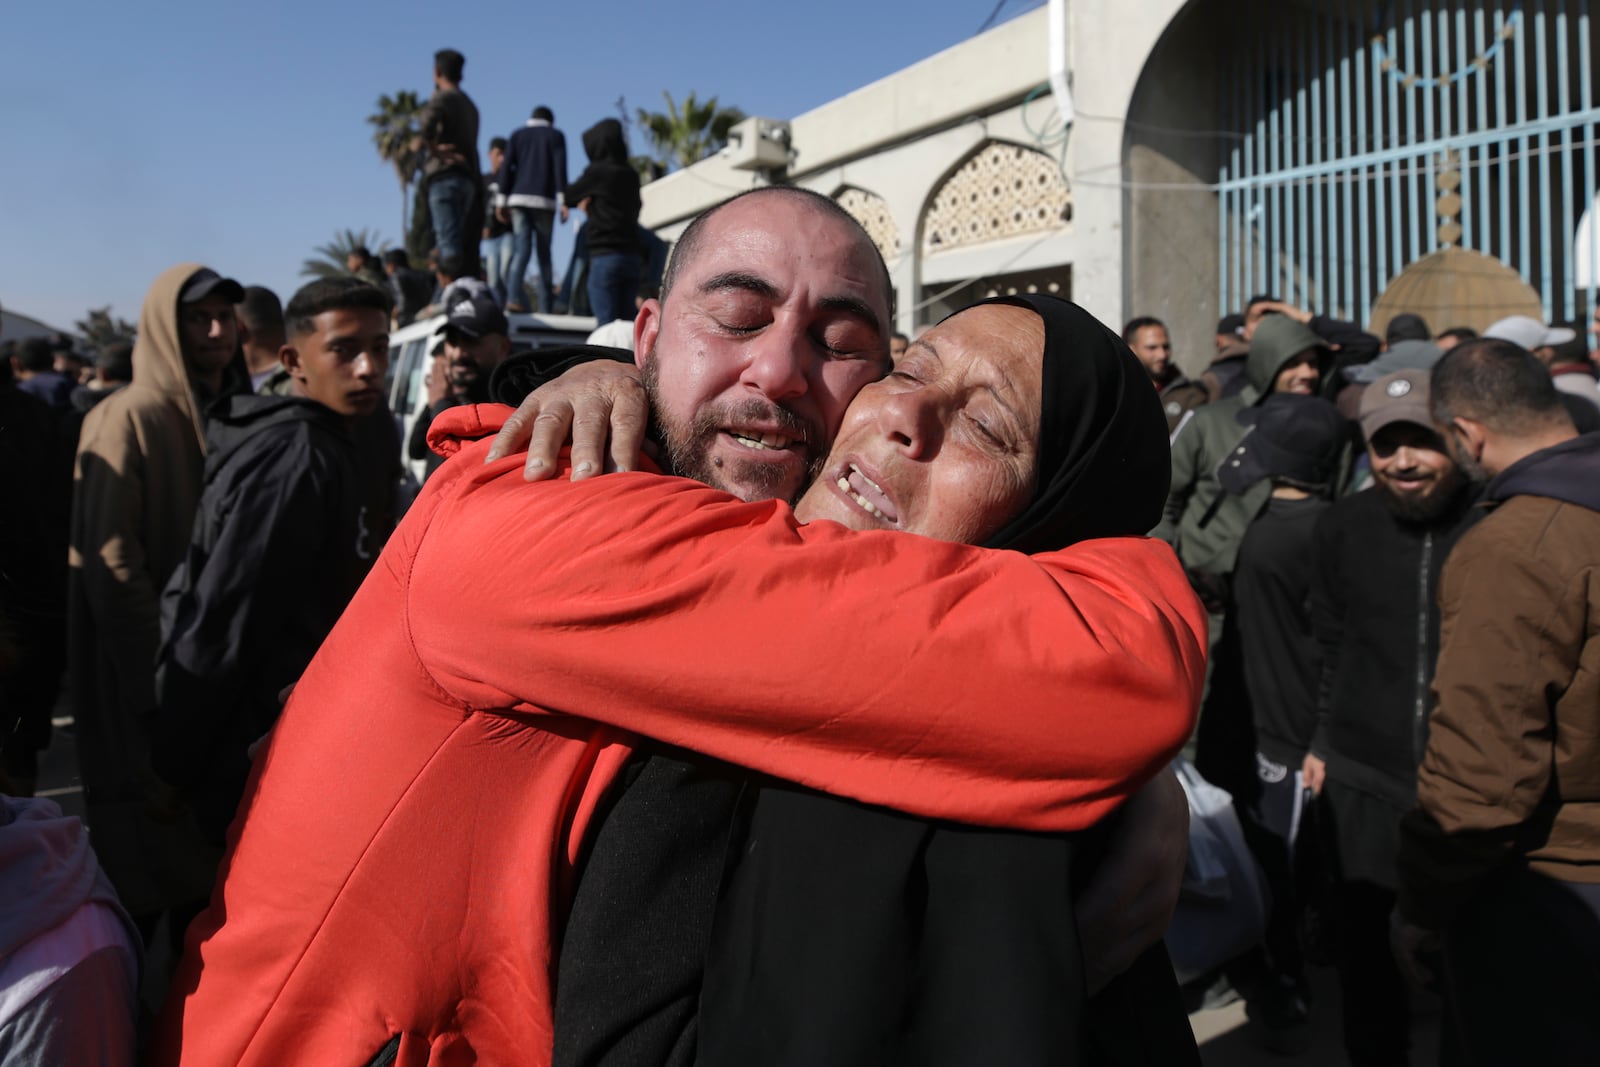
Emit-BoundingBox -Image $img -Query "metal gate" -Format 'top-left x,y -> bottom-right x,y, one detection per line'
1216,0 -> 1598,326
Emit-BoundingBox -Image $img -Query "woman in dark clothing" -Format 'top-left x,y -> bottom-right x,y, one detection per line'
549,294 -> 1202,1067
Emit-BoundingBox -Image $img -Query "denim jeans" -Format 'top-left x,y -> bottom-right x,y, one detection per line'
507,207 -> 556,311
483,232 -> 513,305
587,251 -> 641,326
427,172 -> 477,266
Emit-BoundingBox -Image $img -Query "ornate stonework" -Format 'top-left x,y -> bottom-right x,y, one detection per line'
922,141 -> 1072,254
834,186 -> 900,261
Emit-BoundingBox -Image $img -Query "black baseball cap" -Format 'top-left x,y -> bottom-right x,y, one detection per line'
443,292 -> 509,340
1218,393 -> 1348,495
1217,313 -> 1245,336
179,268 -> 245,304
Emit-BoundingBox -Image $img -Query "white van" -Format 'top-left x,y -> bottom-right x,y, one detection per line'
386,310 -> 598,504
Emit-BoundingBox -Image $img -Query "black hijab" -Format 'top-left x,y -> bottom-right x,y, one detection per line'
695,296 -> 1197,1067
961,294 -> 1171,554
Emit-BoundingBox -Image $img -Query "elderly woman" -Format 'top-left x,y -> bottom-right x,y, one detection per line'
154,296 -> 1204,1066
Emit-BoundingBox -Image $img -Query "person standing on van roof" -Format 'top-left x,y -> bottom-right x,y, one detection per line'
406,293 -> 511,481
496,106 -> 567,314
566,118 -> 642,327
152,278 -> 392,845
418,48 -> 481,276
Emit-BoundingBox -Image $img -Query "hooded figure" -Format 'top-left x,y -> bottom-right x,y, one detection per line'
686,295 -> 1199,1067
565,118 -> 643,326
1157,313 -> 1333,583
68,263 -> 237,922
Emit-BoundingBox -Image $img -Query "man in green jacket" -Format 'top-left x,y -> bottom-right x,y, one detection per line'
1157,313 -> 1327,602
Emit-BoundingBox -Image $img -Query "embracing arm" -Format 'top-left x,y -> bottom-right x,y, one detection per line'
407,453 -> 1206,832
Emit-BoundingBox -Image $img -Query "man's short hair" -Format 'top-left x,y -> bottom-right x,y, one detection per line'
98,341 -> 134,383
16,337 -> 53,372
437,256 -> 463,281
532,105 -> 554,122
383,249 -> 410,270
1244,294 -> 1279,315
434,48 -> 465,83
1121,316 -> 1166,345
1435,326 -> 1478,346
659,187 -> 895,318
1385,312 -> 1432,343
1431,338 -> 1571,436
237,286 -> 286,346
489,136 -> 508,153
283,277 -> 394,339
350,246 -> 374,264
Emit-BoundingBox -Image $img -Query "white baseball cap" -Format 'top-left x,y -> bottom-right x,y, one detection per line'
1483,315 -> 1577,350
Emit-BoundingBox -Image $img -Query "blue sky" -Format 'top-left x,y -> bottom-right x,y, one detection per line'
0,0 -> 1040,334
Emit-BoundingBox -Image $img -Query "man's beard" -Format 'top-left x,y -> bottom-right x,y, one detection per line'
640,355 -> 824,505
1375,463 -> 1470,524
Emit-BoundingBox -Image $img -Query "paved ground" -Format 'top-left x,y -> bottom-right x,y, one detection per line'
35,720 -> 1438,1063
1190,965 -> 1440,1065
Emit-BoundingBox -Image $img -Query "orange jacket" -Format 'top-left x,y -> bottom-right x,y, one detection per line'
153,404 -> 1205,1067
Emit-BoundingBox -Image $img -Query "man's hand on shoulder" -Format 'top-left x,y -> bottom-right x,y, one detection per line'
486,358 -> 649,481
1077,768 -> 1189,993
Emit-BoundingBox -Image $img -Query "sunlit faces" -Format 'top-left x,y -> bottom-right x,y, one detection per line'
793,304 -> 1043,545
179,294 -> 239,380
1128,323 -> 1172,380
1273,350 -> 1321,395
635,193 -> 891,504
282,307 -> 390,418
1368,420 -> 1467,521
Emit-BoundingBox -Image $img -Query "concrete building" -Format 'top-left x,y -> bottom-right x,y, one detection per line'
642,0 -> 1598,376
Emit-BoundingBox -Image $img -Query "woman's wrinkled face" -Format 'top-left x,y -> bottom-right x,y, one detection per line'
793,304 -> 1043,544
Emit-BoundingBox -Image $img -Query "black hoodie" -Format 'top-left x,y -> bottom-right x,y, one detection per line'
153,393 -> 380,842
566,118 -> 642,257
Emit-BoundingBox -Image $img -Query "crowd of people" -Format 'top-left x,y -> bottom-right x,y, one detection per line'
0,40 -> 1597,1067
1129,296 -> 1600,1063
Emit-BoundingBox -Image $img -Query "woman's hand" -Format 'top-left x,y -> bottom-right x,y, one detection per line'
486,359 -> 650,481
1076,769 -> 1189,993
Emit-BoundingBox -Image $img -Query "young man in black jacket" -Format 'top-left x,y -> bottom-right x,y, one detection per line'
153,278 -> 392,843
497,105 -> 568,313
1303,368 -> 1477,1066
566,117 -> 642,326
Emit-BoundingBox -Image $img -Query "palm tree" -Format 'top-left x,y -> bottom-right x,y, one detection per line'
635,91 -> 746,172
301,228 -> 390,280
368,90 -> 427,235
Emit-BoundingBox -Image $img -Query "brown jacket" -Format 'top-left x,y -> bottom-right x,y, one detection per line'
67,263 -> 219,916
1398,433 -> 1600,929
1156,370 -> 1209,434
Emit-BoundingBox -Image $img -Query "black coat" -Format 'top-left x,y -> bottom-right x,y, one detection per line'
566,119 -> 641,257
153,394 -> 379,841
1310,485 -> 1479,808
1234,496 -> 1331,766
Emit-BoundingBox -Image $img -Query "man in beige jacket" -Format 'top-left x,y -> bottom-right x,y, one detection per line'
68,264 -> 244,941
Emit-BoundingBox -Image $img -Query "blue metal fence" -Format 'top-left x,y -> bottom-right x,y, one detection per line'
1217,0 -> 1598,326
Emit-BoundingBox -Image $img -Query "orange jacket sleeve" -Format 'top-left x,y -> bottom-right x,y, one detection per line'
407,437 -> 1206,833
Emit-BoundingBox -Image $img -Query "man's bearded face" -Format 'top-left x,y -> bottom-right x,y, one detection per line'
1370,421 -> 1469,522
642,354 -> 824,503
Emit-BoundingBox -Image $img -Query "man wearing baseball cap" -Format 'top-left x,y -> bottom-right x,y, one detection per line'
407,292 -> 512,480
69,264 -> 249,950
1301,369 -> 1478,1065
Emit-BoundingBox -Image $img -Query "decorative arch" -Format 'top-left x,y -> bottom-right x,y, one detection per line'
920,141 -> 1071,255
832,185 -> 900,261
